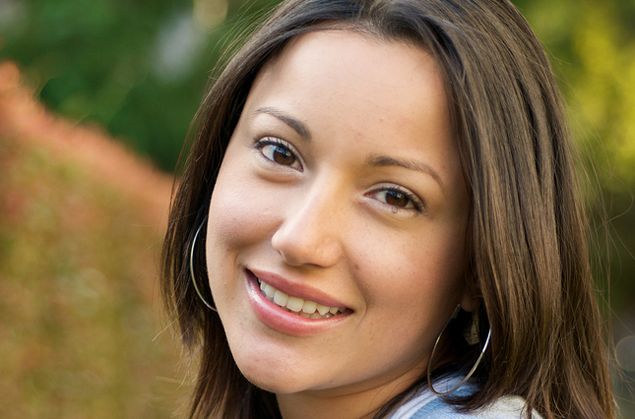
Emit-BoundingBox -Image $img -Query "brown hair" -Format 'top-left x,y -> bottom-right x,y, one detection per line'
161,1 -> 615,418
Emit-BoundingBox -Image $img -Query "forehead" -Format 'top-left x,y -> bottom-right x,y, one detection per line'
248,29 -> 449,142
262,29 -> 442,93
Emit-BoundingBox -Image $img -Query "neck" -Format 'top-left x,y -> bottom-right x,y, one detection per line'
276,369 -> 424,419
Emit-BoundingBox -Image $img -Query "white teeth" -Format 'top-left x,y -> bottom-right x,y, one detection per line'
257,278 -> 346,319
286,296 -> 304,312
264,284 -> 276,298
316,304 -> 329,316
273,290 -> 289,306
301,300 -> 317,314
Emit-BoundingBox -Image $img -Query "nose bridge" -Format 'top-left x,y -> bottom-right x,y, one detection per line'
271,174 -> 344,267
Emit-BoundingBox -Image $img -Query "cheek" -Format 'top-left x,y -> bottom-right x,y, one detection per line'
356,222 -> 468,314
208,181 -> 252,245
206,162 -> 282,263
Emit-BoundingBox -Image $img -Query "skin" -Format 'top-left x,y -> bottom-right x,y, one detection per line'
206,30 -> 475,419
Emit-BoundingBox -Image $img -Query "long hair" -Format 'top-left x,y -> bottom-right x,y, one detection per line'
160,1 -> 615,418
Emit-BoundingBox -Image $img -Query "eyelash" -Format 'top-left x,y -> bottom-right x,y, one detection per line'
253,137 -> 303,171
253,137 -> 424,214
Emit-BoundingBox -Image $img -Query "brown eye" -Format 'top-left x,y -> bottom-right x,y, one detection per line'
270,145 -> 295,165
257,138 -> 303,170
369,186 -> 424,214
384,190 -> 410,208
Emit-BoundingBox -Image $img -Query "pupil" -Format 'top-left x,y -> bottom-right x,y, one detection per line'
386,191 -> 407,207
273,147 -> 294,165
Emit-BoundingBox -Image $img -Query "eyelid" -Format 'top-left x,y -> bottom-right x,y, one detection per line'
253,136 -> 304,171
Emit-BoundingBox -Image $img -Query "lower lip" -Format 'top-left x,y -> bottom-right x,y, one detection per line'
245,270 -> 350,337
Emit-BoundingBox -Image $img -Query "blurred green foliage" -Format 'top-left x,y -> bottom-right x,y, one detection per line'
0,0 -> 279,171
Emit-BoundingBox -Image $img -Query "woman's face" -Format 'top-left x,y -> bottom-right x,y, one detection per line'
206,30 -> 473,412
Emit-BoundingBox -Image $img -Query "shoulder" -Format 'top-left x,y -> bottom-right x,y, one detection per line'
408,395 -> 542,419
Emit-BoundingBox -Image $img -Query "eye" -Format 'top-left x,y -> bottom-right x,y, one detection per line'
255,137 -> 303,170
369,186 -> 424,213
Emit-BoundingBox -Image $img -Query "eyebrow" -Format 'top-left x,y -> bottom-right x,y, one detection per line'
366,154 -> 445,190
254,106 -> 444,189
255,107 -> 311,142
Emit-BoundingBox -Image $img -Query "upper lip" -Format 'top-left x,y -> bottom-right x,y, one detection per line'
247,267 -> 350,309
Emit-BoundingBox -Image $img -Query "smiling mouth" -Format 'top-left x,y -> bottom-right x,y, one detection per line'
257,278 -> 347,319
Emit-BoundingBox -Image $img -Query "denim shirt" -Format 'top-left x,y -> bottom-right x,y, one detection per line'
389,379 -> 541,419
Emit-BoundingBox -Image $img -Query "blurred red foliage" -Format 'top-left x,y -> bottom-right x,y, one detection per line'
0,60 -> 173,226
0,62 -> 186,419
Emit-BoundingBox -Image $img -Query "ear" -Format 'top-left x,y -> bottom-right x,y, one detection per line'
459,275 -> 481,313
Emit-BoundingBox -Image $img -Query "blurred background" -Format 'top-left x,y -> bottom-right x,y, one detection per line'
0,0 -> 633,417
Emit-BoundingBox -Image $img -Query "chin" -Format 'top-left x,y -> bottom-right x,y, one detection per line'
227,345 -> 308,394
239,366 -> 311,395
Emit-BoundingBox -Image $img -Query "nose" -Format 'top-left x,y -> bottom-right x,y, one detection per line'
271,181 -> 344,268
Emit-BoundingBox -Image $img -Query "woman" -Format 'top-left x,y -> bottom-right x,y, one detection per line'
161,0 -> 615,418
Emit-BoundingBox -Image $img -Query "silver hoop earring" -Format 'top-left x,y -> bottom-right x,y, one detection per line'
427,304 -> 491,396
190,219 -> 217,312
